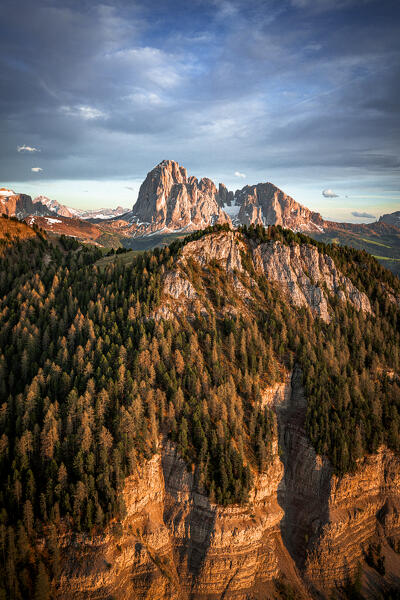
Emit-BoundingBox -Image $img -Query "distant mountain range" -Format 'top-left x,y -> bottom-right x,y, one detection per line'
1,160 -> 399,273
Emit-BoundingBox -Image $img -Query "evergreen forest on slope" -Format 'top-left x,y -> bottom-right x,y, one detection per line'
0,218 -> 399,598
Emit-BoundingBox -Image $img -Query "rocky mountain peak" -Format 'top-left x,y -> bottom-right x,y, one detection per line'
379,210 -> 400,227
0,191 -> 37,218
155,160 -> 187,183
33,195 -> 78,218
131,160 -> 231,233
235,182 -> 324,232
130,161 -> 326,235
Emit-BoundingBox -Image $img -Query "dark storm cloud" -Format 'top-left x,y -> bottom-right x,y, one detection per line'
1,0 -> 399,191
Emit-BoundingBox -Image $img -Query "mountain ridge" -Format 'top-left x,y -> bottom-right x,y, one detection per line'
2,159 -> 399,274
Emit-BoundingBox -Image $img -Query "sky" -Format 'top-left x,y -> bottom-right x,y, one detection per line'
1,0 -> 399,221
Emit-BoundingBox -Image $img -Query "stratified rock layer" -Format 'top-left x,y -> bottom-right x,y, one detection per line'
58,368 -> 400,599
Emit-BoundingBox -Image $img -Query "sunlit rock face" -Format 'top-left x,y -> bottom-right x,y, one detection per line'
131,160 -> 231,233
253,240 -> 372,322
235,182 -> 324,232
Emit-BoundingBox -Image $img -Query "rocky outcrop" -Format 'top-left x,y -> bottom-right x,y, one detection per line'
234,183 -> 324,233
33,195 -> 78,218
379,210 -> 400,227
253,240 -> 372,321
180,231 -> 244,272
156,231 -> 247,320
163,271 -> 198,301
158,232 -> 372,323
131,160 -> 231,234
0,191 -> 39,218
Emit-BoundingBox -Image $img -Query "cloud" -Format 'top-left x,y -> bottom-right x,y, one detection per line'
17,145 -> 39,152
351,211 -> 376,219
125,186 -> 135,190
322,189 -> 339,198
61,105 -> 106,120
234,171 -> 246,178
31,167 -> 43,172
290,0 -> 371,11
0,0 -> 399,216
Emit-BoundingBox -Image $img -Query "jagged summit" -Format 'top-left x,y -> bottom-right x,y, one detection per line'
379,210 -> 400,227
130,160 -> 325,234
131,159 -> 231,232
34,195 -> 78,218
234,181 -> 324,232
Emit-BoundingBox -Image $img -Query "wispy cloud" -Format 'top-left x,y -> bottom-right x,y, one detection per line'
17,145 -> 39,152
61,105 -> 106,120
322,189 -> 338,198
31,167 -> 43,172
235,171 -> 246,178
351,211 -> 376,219
290,0 -> 371,11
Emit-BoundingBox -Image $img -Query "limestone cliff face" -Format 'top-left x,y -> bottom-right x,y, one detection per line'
161,440 -> 288,599
57,435 -> 297,600
276,368 -> 400,596
58,369 -> 400,599
304,447 -> 400,588
180,230 -> 244,272
253,240 -> 372,321
0,192 -> 38,218
159,232 -> 372,324
131,160 -> 231,234
0,190 -> 63,219
58,453 -> 180,600
234,183 -> 324,233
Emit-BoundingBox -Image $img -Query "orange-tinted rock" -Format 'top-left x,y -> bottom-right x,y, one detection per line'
131,160 -> 231,233
235,182 -> 324,232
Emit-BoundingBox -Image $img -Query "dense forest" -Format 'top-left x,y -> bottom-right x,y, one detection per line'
0,220 -> 399,598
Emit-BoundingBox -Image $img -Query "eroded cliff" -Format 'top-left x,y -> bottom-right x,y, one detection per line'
58,368 -> 400,599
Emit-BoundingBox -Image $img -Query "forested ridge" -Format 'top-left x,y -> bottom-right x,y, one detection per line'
0,219 -> 399,598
